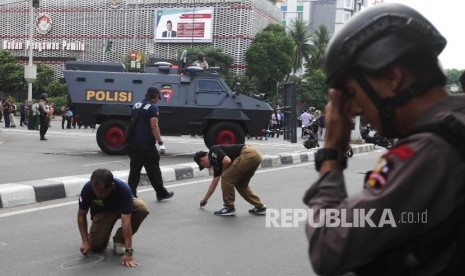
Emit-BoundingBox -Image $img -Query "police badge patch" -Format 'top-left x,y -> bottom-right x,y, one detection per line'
367,157 -> 391,189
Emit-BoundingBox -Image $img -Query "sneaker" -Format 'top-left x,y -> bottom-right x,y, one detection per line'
157,191 -> 174,201
249,206 -> 267,215
214,207 -> 236,216
113,242 -> 125,256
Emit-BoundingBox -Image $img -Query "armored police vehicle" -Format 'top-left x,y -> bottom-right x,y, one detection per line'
63,58 -> 273,155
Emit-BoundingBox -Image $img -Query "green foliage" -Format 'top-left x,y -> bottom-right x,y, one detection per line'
47,96 -> 68,114
44,81 -> 68,97
224,75 -> 258,96
32,63 -> 55,99
245,24 -> 294,99
122,51 -> 145,73
306,25 -> 330,74
180,47 -> 234,77
446,68 -> 464,93
298,69 -> 328,110
0,50 -> 26,98
287,18 -> 312,74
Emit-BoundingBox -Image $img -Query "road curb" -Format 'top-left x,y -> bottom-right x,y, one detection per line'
0,144 -> 375,208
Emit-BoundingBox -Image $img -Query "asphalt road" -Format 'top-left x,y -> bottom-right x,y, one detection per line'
0,150 -> 383,276
0,118 -> 309,185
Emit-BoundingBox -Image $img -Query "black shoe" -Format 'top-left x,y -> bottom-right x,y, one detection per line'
214,207 -> 236,216
249,206 -> 267,215
157,191 -> 174,201
40,137 -> 48,141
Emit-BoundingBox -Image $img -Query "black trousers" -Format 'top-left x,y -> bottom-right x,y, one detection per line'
4,112 -> 10,127
127,144 -> 169,198
20,112 -> 26,126
39,115 -> 49,138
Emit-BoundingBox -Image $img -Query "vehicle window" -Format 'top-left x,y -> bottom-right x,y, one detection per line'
197,80 -> 224,91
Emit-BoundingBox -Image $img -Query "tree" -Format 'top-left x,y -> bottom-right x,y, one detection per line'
0,50 -> 26,99
306,25 -> 330,74
446,68 -> 464,93
43,81 -> 68,98
181,46 -> 234,77
288,18 -> 312,75
32,63 -> 55,99
299,69 -> 328,110
224,75 -> 258,96
245,24 -> 294,100
122,51 -> 145,73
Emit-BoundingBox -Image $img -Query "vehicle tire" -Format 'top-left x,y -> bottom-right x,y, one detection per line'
96,119 -> 129,155
204,122 -> 245,148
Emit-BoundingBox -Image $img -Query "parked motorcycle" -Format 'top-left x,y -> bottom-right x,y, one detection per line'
302,119 -> 320,149
360,124 -> 396,149
302,120 -> 354,158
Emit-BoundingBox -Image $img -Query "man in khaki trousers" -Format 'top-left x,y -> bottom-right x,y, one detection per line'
77,169 -> 149,268
194,144 -> 266,216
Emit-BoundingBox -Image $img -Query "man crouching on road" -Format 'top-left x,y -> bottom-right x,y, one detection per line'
194,144 -> 266,216
77,168 -> 149,267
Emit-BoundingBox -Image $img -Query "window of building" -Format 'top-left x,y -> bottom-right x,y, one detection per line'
343,12 -> 352,23
344,0 -> 354,9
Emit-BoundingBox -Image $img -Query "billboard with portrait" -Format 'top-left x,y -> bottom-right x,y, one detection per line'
154,8 -> 214,43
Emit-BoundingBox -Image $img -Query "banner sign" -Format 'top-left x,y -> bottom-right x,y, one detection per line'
154,8 -> 214,43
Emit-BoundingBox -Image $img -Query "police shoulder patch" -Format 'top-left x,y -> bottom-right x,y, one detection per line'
366,157 -> 391,190
386,144 -> 415,161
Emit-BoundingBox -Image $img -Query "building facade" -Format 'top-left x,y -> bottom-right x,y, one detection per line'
279,0 -> 367,35
0,0 -> 281,78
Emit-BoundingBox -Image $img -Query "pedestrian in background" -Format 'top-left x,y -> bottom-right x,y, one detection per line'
127,87 -> 174,201
2,99 -> 11,128
317,111 -> 326,141
270,109 -> 280,138
38,93 -> 49,140
8,102 -> 17,128
19,100 -> 28,126
303,3 -> 465,275
0,99 -> 3,123
77,168 -> 149,268
30,100 -> 40,130
300,108 -> 311,138
194,144 -> 266,216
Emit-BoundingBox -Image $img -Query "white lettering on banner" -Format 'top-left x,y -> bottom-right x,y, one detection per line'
2,40 -> 24,50
2,40 -> 85,52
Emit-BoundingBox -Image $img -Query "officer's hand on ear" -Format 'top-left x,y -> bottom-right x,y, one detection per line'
324,89 -> 353,153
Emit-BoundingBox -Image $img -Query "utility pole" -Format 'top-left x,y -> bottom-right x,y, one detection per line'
24,0 -> 38,101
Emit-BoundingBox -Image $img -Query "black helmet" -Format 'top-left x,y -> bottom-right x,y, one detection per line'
324,3 -> 446,87
40,93 -> 48,99
197,52 -> 205,60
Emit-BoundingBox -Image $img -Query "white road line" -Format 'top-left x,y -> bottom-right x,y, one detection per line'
82,160 -> 128,167
0,162 -> 311,218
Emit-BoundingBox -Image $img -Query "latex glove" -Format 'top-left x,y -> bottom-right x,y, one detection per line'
159,145 -> 166,155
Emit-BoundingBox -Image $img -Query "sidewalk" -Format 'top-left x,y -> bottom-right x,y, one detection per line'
0,144 -> 374,208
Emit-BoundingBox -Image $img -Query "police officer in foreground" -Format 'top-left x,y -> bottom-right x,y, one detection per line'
127,87 -> 174,201
303,3 -> 465,275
